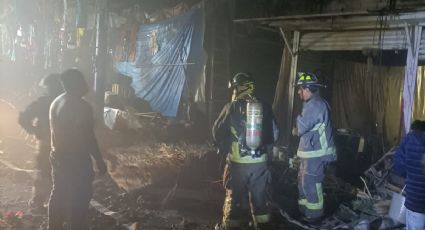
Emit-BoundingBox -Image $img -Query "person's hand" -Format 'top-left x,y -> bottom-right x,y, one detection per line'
289,156 -> 301,169
96,160 -> 107,176
292,127 -> 298,136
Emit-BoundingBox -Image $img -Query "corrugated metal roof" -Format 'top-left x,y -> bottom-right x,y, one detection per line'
235,11 -> 425,31
235,11 -> 425,60
419,30 -> 425,60
300,30 -> 408,51
300,29 -> 425,60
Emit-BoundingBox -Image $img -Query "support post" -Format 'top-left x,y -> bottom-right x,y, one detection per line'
94,0 -> 108,120
272,46 -> 291,145
279,28 -> 294,57
402,24 -> 422,134
286,31 -> 299,146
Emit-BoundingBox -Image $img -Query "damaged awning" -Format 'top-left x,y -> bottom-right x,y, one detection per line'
235,10 -> 425,140
234,11 -> 425,59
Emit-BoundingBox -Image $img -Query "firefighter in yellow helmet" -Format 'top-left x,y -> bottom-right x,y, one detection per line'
213,72 -> 279,229
293,72 -> 336,223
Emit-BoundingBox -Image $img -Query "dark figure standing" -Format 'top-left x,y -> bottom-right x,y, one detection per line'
213,73 -> 279,229
393,120 -> 425,229
18,73 -> 63,213
48,69 -> 107,230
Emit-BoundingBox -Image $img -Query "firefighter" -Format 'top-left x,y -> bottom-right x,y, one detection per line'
213,72 -> 278,230
292,72 -> 336,223
48,69 -> 107,230
18,73 -> 63,213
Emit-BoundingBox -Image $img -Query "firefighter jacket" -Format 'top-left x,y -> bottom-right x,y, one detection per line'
296,93 -> 336,160
213,97 -> 279,164
393,130 -> 425,214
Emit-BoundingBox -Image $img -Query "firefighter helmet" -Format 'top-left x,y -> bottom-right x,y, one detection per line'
229,72 -> 254,89
296,72 -> 326,88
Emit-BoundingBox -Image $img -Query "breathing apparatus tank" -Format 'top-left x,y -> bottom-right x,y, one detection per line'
245,98 -> 263,157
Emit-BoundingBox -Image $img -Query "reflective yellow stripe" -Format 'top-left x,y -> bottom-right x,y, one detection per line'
229,127 -> 267,164
297,147 -> 336,158
299,75 -> 305,81
229,141 -> 267,163
298,199 -> 307,206
311,123 -> 323,131
297,123 -> 336,158
231,141 -> 240,159
224,219 -> 243,227
305,75 -> 312,80
230,126 -> 238,138
305,183 -> 323,210
255,214 -> 271,223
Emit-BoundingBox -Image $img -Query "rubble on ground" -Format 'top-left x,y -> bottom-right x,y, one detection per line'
106,142 -> 213,192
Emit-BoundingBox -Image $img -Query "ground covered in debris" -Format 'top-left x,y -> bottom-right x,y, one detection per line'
1,99 -> 409,230
0,99 -> 223,229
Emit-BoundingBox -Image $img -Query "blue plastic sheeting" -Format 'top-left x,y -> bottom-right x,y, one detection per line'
115,7 -> 205,117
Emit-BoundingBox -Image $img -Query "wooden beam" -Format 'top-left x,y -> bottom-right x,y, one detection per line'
286,31 -> 299,146
279,28 -> 294,57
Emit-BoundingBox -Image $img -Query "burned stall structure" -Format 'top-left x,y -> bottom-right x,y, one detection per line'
237,10 -> 425,229
2,0 -> 425,229
0,1 -> 229,229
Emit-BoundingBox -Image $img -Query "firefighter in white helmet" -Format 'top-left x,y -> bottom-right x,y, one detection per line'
293,72 -> 336,223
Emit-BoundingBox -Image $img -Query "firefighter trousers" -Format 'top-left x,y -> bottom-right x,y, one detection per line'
222,162 -> 271,229
298,157 -> 328,219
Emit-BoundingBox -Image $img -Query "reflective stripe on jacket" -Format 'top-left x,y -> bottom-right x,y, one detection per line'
296,94 -> 336,159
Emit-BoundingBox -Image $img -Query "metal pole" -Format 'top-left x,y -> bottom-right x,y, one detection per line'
286,31 -> 299,146
279,28 -> 294,57
94,0 -> 108,119
207,16 -> 216,128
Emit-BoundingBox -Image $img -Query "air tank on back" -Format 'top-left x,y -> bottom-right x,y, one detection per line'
246,98 -> 263,156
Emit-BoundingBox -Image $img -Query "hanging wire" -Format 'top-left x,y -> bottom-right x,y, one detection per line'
369,0 -> 392,160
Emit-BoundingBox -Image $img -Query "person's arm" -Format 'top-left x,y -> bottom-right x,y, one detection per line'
83,103 -> 107,175
393,136 -> 408,178
296,102 -> 320,136
18,100 -> 40,136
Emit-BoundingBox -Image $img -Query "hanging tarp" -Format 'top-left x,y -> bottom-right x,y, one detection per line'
332,61 -> 425,146
115,6 -> 205,117
332,61 -> 404,147
413,67 -> 425,121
